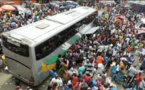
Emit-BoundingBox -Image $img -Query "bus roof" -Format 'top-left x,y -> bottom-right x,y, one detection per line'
47,7 -> 92,24
2,7 -> 96,45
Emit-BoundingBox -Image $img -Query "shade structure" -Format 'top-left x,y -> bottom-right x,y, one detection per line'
80,26 -> 99,35
0,8 -> 3,12
1,5 -> 15,11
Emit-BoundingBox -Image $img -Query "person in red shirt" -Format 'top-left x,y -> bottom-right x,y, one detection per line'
85,74 -> 91,82
102,35 -> 106,40
133,72 -> 142,89
96,55 -> 104,64
49,11 -> 52,16
109,9 -> 112,13
127,45 -> 133,52
74,43 -> 78,51
72,74 -> 78,89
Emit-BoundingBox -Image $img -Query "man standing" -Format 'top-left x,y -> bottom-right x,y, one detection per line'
139,78 -> 145,90
112,48 -> 117,57
133,73 -> 143,90
49,68 -> 57,78
140,57 -> 145,70
127,55 -> 135,69
96,54 -> 104,64
127,66 -> 136,85
78,64 -> 85,76
111,63 -> 118,81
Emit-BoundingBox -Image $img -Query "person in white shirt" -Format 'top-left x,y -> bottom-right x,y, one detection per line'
112,49 -> 117,57
126,32 -> 132,38
89,45 -> 92,50
139,78 -> 145,90
118,29 -> 121,33
57,77 -> 63,89
67,79 -> 72,87
117,41 -> 122,49
120,57 -> 127,62
127,66 -> 137,85
98,45 -> 104,53
50,76 -> 63,88
111,28 -> 115,35
50,76 -> 59,86
122,25 -> 126,31
142,48 -> 145,56
125,36 -> 130,45
96,63 -> 104,74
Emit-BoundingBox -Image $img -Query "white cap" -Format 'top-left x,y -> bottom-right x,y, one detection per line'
70,67 -> 73,71
110,44 -> 113,47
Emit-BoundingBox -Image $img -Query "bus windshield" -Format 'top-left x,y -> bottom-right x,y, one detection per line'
2,36 -> 29,57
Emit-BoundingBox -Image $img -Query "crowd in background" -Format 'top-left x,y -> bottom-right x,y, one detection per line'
0,1 -> 104,34
45,3 -> 145,90
0,1 -> 143,90
0,5 -> 57,33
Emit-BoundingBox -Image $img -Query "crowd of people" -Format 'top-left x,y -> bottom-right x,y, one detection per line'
0,2 -> 71,34
0,1 -> 143,90
46,3 -> 145,90
0,1 -> 103,34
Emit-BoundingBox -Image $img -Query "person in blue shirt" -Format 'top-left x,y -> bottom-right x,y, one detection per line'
111,63 -> 118,81
104,56 -> 108,60
113,46 -> 117,49
103,56 -> 108,65
92,80 -> 97,86
126,51 -> 131,57
110,86 -> 117,90
99,26 -> 102,29
49,68 -> 57,78
78,64 -> 85,75
34,15 -> 37,21
92,85 -> 98,90
140,57 -> 145,70
64,84 -> 69,90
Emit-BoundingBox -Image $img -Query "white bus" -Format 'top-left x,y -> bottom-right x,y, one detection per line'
2,7 -> 96,86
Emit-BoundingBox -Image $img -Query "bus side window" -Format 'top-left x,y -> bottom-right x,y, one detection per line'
2,36 -> 29,57
35,25 -> 78,60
